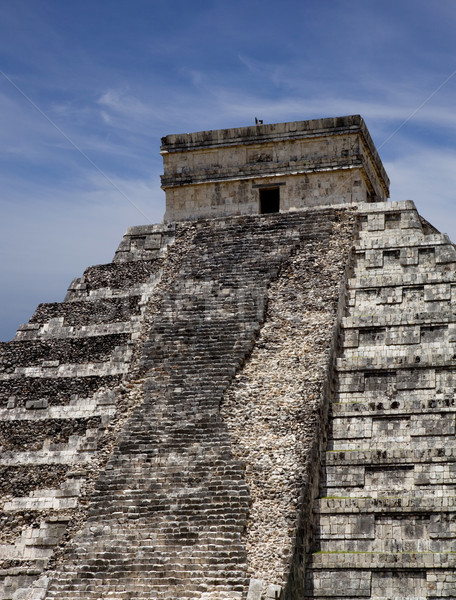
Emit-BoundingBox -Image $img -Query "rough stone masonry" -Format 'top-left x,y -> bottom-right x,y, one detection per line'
0,116 -> 454,599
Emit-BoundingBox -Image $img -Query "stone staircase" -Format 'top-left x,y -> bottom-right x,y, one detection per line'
39,208 -> 354,600
306,201 -> 456,599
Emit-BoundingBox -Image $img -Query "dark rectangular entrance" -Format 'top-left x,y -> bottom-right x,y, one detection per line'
259,187 -> 280,214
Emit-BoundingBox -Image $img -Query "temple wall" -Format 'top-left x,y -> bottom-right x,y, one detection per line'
161,116 -> 389,222
164,169 -> 369,222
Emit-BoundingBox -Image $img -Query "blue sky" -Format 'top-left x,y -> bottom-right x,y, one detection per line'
1,0 -> 456,340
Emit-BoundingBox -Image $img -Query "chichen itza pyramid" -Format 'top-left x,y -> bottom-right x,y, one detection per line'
0,115 -> 455,599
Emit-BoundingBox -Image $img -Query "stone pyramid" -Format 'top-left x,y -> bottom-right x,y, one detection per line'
0,116 -> 454,599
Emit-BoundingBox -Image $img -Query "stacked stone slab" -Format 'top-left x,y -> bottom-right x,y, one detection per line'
306,201 -> 456,599
0,224 -> 176,599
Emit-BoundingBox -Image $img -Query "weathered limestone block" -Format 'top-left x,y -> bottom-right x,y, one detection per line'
307,569 -> 372,597
331,417 -> 372,440
112,223 -> 175,263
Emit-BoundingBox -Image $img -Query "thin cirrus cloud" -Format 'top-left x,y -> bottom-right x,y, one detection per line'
98,90 -> 154,122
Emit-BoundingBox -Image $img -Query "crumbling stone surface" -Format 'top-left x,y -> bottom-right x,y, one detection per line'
0,375 -> 122,408
221,215 -> 354,594
0,466 -> 69,497
0,418 -> 101,452
63,258 -> 165,304
29,297 -> 141,327
0,335 -> 129,373
0,511 -> 44,544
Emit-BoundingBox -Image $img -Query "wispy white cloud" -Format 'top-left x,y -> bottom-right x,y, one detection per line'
98,89 -> 152,118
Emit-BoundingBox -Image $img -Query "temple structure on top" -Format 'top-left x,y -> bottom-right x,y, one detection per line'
161,115 -> 389,222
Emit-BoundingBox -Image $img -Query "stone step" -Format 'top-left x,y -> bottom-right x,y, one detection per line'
0,447 -> 95,467
0,574 -> 47,600
65,282 -> 158,302
321,485 -> 455,499
356,232 -> 451,250
0,465 -> 71,499
317,538 -> 455,554
0,399 -> 115,422
0,335 -> 130,374
309,551 -> 456,570
0,357 -> 131,380
3,480 -> 84,512
325,446 -> 456,466
0,375 -> 122,408
348,270 -> 456,288
14,321 -> 135,341
305,567 -> 453,599
342,311 -> 456,328
316,494 -> 456,514
355,242 -> 455,260
342,323 -> 456,349
331,395 -> 456,416
0,416 -> 103,452
336,351 -> 455,369
315,511 -> 455,546
348,282 -> 455,303
323,465 -> 456,496
30,296 -> 141,327
341,344 -> 456,365
113,223 -> 175,263
330,413 -> 455,441
346,303 -> 454,323
352,253 -> 455,275
0,522 -> 67,560
65,259 -> 161,296
329,438 -> 455,452
336,368 -> 456,394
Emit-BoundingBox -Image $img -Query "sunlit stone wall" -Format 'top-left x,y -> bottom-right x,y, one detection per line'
161,115 -> 389,222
